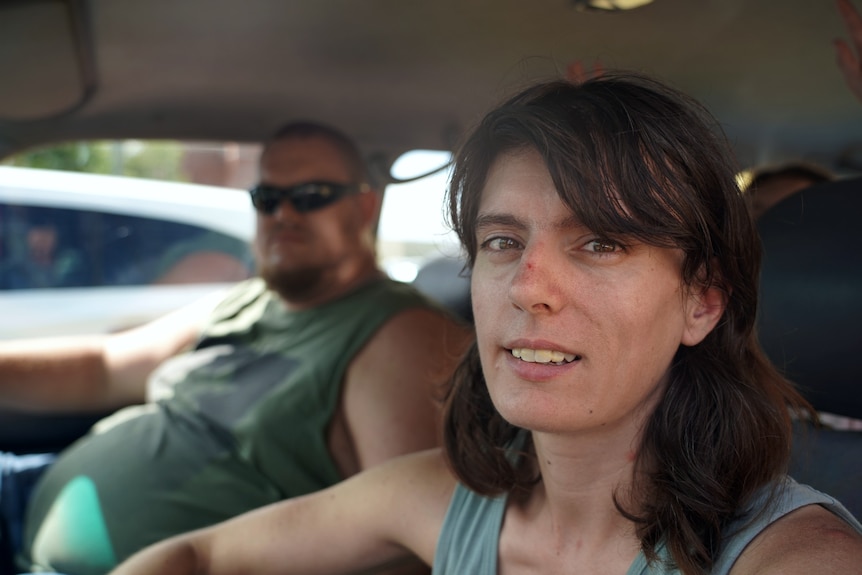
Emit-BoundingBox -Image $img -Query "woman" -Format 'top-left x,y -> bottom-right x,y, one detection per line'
111,74 -> 862,575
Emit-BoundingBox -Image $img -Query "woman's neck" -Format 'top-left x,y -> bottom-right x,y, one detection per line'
497,428 -> 647,575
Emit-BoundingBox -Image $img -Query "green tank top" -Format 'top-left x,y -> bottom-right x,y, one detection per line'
21,277 -> 442,575
433,476 -> 862,574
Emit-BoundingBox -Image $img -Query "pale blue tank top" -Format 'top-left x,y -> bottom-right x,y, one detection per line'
433,476 -> 862,574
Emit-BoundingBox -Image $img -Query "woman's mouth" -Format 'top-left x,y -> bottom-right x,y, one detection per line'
510,348 -> 581,366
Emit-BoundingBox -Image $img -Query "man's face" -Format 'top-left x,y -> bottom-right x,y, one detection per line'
253,135 -> 373,302
27,225 -> 58,263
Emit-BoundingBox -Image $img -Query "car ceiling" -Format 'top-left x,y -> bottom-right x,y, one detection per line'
2,0 -> 862,179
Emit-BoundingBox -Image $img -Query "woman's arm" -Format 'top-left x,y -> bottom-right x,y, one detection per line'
111,448 -> 456,575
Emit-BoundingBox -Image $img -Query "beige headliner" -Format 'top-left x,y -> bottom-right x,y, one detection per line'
2,0 -> 861,176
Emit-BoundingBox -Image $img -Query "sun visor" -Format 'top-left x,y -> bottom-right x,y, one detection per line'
0,0 -> 92,121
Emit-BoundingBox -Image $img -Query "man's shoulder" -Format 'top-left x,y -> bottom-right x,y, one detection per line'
362,276 -> 427,301
350,283 -> 473,381
200,277 -> 269,335
213,277 -> 268,311
359,276 -> 463,322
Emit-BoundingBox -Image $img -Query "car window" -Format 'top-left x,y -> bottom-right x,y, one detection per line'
4,143 -> 460,285
0,146 -> 259,337
377,150 -> 460,282
0,202 -> 253,290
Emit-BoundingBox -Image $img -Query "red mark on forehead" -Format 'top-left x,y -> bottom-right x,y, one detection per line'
525,262 -> 534,270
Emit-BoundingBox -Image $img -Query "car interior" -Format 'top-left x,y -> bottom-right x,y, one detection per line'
1,0 -> 861,523
758,177 -> 862,516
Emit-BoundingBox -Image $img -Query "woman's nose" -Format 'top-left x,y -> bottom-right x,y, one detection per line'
508,244 -> 566,314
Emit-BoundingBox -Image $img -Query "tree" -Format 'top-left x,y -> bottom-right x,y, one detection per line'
6,141 -> 186,182
7,142 -> 113,173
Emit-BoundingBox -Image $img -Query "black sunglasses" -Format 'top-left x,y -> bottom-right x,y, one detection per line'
249,181 -> 368,214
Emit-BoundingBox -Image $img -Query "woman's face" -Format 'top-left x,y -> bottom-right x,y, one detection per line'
471,148 -> 716,436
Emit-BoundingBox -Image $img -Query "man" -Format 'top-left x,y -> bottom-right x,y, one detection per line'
2,209 -> 87,289
0,122 -> 472,574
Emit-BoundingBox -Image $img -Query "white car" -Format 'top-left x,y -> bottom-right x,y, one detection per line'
0,166 -> 256,339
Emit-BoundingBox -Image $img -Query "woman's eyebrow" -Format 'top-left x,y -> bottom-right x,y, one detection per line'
475,213 -> 587,233
555,214 -> 584,231
474,213 -> 526,232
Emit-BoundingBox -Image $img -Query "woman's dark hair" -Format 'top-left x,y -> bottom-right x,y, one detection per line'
442,73 -> 813,575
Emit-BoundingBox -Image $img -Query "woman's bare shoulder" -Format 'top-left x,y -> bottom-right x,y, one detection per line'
731,504 -> 862,575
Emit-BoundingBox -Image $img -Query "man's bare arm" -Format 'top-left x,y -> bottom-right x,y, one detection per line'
338,307 -> 472,474
324,307 -> 470,575
0,290 -> 223,412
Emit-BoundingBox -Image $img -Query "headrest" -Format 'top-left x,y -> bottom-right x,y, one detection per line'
756,177 -> 862,419
411,256 -> 472,323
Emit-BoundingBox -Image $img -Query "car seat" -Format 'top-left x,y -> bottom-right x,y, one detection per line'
756,176 -> 862,518
410,255 -> 472,324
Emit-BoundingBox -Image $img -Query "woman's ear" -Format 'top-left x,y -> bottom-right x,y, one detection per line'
681,283 -> 727,346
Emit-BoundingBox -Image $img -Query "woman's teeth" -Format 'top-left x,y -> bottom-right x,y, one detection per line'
510,348 -> 578,364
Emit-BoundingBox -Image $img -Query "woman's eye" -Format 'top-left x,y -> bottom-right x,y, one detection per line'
482,237 -> 521,251
585,239 -> 620,253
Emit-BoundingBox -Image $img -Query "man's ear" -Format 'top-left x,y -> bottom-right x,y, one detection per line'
355,188 -> 382,228
681,283 -> 727,347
